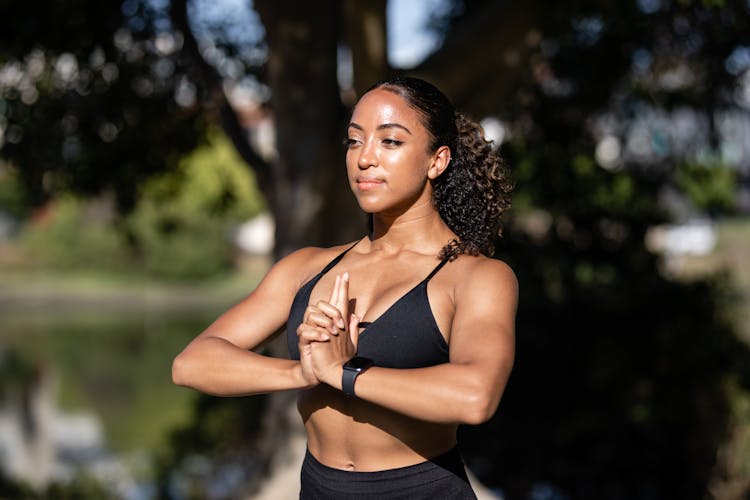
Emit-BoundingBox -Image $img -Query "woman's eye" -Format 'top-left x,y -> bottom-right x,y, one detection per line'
345,137 -> 361,147
382,138 -> 403,147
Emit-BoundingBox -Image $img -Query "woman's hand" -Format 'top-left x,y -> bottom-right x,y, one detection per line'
296,277 -> 337,387
297,273 -> 359,387
310,272 -> 359,387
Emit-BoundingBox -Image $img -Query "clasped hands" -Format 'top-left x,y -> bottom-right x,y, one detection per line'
297,272 -> 360,389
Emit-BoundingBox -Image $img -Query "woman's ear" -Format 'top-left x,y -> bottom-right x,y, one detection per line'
427,146 -> 451,180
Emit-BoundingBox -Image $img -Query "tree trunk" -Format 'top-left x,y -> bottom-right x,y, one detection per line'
342,0 -> 390,98
248,2 -> 380,497
413,0 -> 540,116
256,1 -> 363,260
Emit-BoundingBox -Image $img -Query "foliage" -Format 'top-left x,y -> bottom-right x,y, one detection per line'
0,470 -> 35,499
128,200 -> 230,280
676,162 -> 738,214
0,471 -> 112,500
462,144 -> 750,497
0,164 -> 30,219
0,0 -> 209,210
446,0 -> 750,495
134,128 -> 264,221
127,128 -> 264,280
13,129 -> 264,279
406,0 -> 750,496
19,195 -> 130,271
43,473 -> 112,500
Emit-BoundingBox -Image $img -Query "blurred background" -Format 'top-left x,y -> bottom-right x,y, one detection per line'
1,0 -> 749,498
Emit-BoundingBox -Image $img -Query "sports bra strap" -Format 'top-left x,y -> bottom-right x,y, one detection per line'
320,241 -> 449,282
319,240 -> 360,275
425,256 -> 451,282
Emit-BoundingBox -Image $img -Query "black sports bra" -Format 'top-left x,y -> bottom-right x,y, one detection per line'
286,244 -> 451,369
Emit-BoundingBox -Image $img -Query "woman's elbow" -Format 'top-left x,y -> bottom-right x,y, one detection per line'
458,362 -> 513,425
457,375 -> 503,425
460,392 -> 498,425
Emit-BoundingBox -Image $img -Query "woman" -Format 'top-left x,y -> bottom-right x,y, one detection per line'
172,77 -> 517,499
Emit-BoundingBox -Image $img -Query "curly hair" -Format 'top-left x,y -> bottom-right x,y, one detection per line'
366,77 -> 512,259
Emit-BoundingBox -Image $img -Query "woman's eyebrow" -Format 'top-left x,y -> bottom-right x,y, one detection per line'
378,123 -> 411,134
347,122 -> 412,135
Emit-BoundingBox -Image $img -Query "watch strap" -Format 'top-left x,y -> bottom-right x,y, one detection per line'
342,367 -> 358,397
341,357 -> 373,398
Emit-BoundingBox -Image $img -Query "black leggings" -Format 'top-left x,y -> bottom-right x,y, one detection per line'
299,447 -> 477,500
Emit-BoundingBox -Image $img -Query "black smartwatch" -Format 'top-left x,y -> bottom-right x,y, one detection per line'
342,356 -> 374,398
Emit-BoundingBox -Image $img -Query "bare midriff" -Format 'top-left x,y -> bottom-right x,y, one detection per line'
297,384 -> 458,472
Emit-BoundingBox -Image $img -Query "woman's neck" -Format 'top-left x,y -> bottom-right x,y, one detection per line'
368,202 -> 454,255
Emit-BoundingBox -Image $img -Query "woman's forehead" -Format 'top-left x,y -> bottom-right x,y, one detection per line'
351,88 -> 423,128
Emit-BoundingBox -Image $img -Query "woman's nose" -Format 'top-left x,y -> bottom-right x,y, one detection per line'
357,139 -> 377,169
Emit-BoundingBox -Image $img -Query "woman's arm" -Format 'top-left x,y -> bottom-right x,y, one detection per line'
172,247 -> 325,396
310,258 -> 518,424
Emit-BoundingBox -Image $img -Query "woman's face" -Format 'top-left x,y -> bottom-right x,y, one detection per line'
346,88 -> 440,216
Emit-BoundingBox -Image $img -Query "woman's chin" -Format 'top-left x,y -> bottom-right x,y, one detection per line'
353,197 -> 383,214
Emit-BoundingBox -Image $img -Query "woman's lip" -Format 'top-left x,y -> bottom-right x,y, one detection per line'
356,178 -> 383,190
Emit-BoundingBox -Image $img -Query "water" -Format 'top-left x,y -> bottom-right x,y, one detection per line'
0,305 -> 223,496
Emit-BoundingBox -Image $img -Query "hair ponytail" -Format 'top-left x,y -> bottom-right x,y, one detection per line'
366,77 -> 512,259
432,112 -> 512,260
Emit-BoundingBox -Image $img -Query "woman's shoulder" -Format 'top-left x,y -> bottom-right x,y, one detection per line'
281,241 -> 360,267
272,240 -> 362,289
446,253 -> 517,296
440,254 -> 518,327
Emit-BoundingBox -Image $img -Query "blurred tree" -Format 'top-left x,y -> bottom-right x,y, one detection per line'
422,1 -> 750,498
676,162 -> 737,215
127,128 -> 265,279
169,0 -> 376,258
0,0 -> 208,212
18,195 -> 129,270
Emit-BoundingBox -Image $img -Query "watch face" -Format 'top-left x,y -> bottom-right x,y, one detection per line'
346,357 -> 374,371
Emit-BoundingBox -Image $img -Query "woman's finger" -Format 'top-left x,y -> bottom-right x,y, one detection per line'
315,300 -> 345,331
306,310 -> 338,334
297,324 -> 330,342
337,272 -> 350,321
305,303 -> 342,334
302,304 -> 322,325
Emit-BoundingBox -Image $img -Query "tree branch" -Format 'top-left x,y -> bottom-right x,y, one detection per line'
169,0 -> 273,195
411,0 -> 540,115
